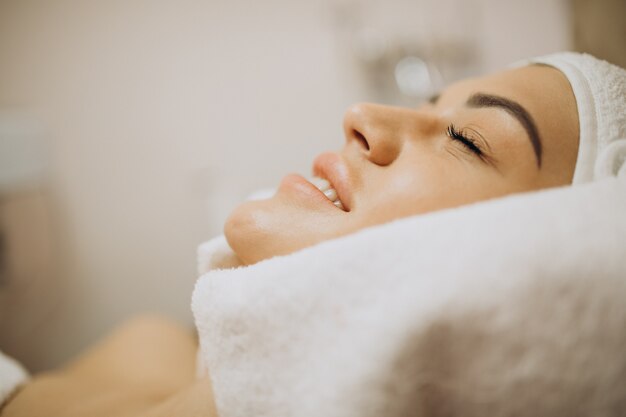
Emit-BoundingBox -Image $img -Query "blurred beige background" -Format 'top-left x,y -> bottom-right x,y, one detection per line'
0,0 -> 617,372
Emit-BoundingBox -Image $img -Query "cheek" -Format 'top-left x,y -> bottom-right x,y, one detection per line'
359,161 -> 454,221
358,158 -> 497,223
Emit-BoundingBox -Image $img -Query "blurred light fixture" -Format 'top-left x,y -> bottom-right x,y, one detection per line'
394,56 -> 442,98
331,0 -> 482,105
0,111 -> 47,194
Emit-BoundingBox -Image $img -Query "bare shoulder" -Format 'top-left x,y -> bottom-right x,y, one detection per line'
140,378 -> 219,417
2,314 -> 214,417
65,314 -> 198,392
2,376 -> 218,417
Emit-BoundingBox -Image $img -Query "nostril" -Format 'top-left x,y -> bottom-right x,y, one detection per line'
353,129 -> 370,151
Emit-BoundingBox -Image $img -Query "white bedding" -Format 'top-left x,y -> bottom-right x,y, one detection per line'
193,172 -> 626,417
0,351 -> 29,409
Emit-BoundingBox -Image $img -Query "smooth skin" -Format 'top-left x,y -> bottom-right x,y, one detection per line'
2,65 -> 579,416
2,315 -> 218,417
225,65 -> 579,265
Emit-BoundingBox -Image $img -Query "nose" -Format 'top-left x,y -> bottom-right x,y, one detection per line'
343,102 -> 437,166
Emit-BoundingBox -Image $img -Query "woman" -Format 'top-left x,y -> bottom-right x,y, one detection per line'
3,52 -> 626,417
224,58 -> 580,265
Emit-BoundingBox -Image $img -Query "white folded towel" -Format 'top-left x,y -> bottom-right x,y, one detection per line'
0,351 -> 29,409
192,172 -> 626,417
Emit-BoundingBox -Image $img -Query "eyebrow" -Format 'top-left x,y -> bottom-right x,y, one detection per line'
466,92 -> 543,168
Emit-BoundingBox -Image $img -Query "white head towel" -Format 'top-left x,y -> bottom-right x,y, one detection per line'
520,52 -> 626,184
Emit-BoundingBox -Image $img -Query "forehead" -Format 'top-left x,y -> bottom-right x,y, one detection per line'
442,65 -> 575,117
440,65 -> 579,174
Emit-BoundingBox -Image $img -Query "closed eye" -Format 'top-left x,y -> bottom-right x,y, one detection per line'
446,124 -> 484,157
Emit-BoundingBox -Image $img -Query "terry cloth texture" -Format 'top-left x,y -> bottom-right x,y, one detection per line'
193,173 -> 626,417
520,52 -> 626,184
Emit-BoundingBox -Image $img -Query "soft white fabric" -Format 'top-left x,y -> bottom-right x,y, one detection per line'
0,351 -> 28,409
192,172 -> 626,417
518,52 -> 626,184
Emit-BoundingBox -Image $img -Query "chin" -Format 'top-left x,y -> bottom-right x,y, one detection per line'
224,198 -> 295,265
224,200 -> 264,265
224,196 -> 335,265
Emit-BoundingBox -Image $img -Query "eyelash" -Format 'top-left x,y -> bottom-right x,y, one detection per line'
446,124 -> 484,157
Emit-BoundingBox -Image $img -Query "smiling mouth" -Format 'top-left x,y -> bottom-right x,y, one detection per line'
308,176 -> 345,210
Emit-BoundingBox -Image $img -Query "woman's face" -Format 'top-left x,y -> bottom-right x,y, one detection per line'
225,65 -> 579,265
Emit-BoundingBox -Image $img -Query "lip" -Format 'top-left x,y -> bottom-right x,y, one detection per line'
312,152 -> 353,212
279,173 -> 345,211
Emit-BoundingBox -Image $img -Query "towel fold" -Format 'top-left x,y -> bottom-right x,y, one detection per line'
192,172 -> 626,417
0,351 -> 29,409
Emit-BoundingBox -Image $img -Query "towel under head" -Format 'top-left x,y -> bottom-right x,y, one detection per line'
193,174 -> 626,417
519,52 -> 626,184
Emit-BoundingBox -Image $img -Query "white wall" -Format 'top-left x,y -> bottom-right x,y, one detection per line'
0,0 -> 571,371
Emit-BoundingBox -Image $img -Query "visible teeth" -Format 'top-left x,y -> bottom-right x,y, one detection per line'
323,188 -> 337,201
310,176 -> 344,209
310,177 -> 330,191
